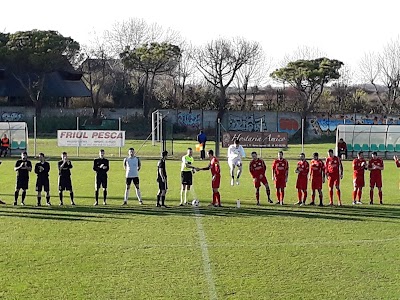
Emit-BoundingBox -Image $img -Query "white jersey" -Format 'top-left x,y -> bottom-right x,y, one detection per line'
227,144 -> 245,161
124,156 -> 140,178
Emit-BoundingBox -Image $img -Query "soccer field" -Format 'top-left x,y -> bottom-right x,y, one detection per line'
1,142 -> 400,299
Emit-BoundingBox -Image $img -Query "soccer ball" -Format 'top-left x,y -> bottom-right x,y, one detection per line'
192,199 -> 200,207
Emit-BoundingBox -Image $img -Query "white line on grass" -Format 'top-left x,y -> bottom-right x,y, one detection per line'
194,207 -> 218,300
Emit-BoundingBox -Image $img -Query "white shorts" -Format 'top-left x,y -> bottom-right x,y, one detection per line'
228,158 -> 242,169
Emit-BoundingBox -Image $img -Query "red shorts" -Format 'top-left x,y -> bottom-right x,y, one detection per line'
274,177 -> 286,189
212,175 -> 221,188
353,176 -> 365,188
296,176 -> 308,190
311,177 -> 323,190
370,176 -> 382,188
253,175 -> 268,188
327,175 -> 340,188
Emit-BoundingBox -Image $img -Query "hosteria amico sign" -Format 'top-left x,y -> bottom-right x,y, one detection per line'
222,132 -> 288,148
57,130 -> 125,147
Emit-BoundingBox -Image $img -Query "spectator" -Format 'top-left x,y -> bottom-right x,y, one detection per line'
197,130 -> 207,160
337,138 -> 347,159
0,134 -> 10,157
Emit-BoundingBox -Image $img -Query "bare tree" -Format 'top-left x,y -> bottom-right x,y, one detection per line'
174,42 -> 196,106
359,38 -> 400,114
281,45 -> 327,67
194,37 -> 261,119
234,51 -> 270,110
104,18 -> 182,58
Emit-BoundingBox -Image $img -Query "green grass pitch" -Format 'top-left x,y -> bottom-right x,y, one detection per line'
1,140 -> 400,299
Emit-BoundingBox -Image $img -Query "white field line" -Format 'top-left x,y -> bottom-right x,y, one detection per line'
194,207 -> 218,300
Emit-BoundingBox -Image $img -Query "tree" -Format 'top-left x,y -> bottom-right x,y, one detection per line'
120,42 -> 181,117
359,38 -> 400,114
234,52 -> 269,110
79,34 -> 119,118
0,30 -> 80,117
194,38 -> 261,119
270,57 -> 343,121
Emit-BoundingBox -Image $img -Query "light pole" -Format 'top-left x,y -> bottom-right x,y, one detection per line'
276,88 -> 284,132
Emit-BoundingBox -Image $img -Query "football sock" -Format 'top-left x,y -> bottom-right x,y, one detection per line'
256,189 -> 260,201
311,192 -> 315,202
14,191 -> 18,202
95,191 -> 99,202
336,190 -> 341,203
378,190 -> 382,202
46,196 -> 50,203
370,190 -> 374,202
319,193 -> 323,203
37,196 -> 41,204
124,189 -> 130,202
103,190 -> 107,202
329,190 -> 333,203
237,168 -> 242,179
161,196 -> 165,205
180,190 -> 183,204
352,190 -> 357,201
135,188 -> 142,202
212,192 -> 217,205
59,191 -> 63,202
157,195 -> 160,205
216,192 -> 220,205
266,187 -> 271,199
297,190 -> 302,202
357,190 -> 362,201
281,190 -> 285,202
21,191 -> 26,202
276,190 -> 280,201
184,190 -> 187,203
303,191 -> 307,202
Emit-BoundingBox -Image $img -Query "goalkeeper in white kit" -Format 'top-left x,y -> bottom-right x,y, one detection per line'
227,139 -> 246,185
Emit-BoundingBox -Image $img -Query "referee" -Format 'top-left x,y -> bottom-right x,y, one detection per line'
34,153 -> 51,206
93,149 -> 109,205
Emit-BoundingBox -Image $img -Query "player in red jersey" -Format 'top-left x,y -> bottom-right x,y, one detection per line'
249,152 -> 273,205
309,152 -> 325,206
295,153 -> 309,205
367,151 -> 384,205
199,149 -> 221,207
272,151 -> 289,205
352,151 -> 367,205
394,155 -> 400,168
325,149 -> 343,206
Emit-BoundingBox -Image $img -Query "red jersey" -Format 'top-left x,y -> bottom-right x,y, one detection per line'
325,156 -> 341,176
353,158 -> 366,179
338,141 -> 347,152
249,158 -> 266,178
210,157 -> 220,176
272,158 -> 289,178
296,160 -> 309,178
368,157 -> 384,178
310,159 -> 324,178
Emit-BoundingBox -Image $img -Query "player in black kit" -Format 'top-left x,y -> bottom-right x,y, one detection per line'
34,153 -> 51,206
14,151 -> 32,205
93,149 -> 109,205
58,152 -> 75,206
157,150 -> 168,208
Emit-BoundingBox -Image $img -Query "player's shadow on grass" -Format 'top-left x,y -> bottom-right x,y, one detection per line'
1,202 -> 400,223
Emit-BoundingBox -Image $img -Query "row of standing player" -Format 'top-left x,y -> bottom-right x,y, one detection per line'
7,148 -> 147,207
176,139 -> 395,207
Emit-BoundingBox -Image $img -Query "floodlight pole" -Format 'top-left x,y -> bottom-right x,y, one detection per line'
33,116 -> 37,157
119,117 -> 122,157
77,117 -> 79,157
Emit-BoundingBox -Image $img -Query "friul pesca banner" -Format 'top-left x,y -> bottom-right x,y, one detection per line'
57,130 -> 125,147
222,132 -> 288,148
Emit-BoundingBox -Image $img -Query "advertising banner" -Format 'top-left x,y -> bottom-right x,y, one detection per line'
222,131 -> 288,148
57,130 -> 125,147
